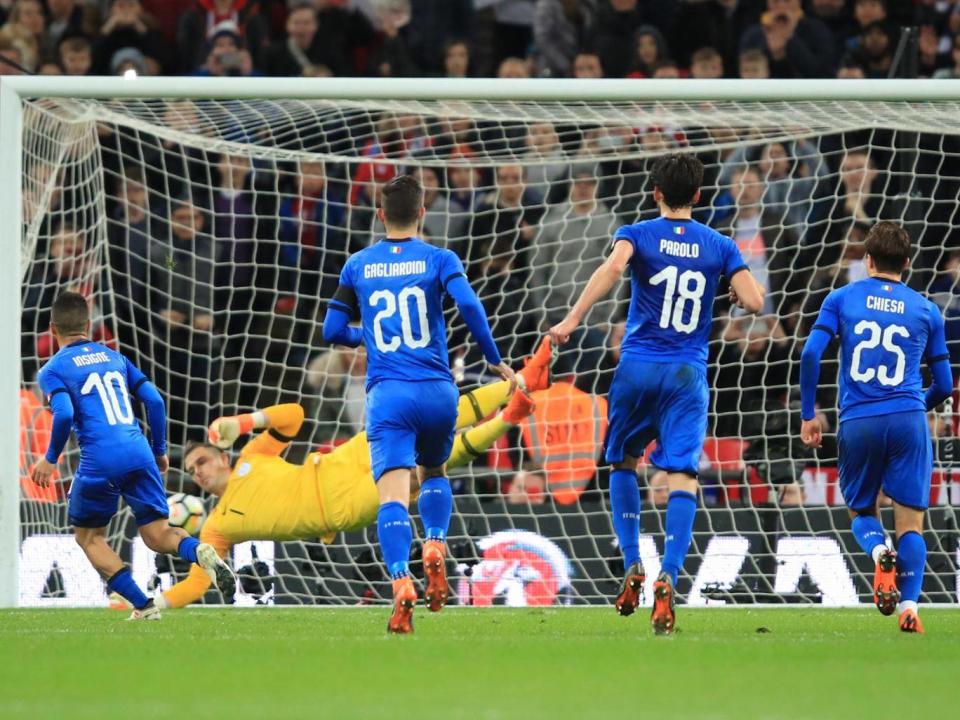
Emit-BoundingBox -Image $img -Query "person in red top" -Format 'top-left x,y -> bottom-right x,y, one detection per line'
349,115 -> 408,207
175,0 -> 268,74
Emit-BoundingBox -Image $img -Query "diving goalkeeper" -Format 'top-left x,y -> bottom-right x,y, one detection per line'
149,339 -> 551,609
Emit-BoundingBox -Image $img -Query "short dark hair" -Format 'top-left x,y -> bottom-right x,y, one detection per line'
865,220 -> 911,273
651,153 -> 704,209
380,174 -> 423,227
184,440 -> 226,460
51,291 -> 89,336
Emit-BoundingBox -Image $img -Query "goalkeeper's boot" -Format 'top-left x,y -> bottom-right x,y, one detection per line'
615,562 -> 646,617
518,337 -> 555,394
422,540 -> 449,613
501,388 -> 536,425
127,599 -> 161,621
387,576 -> 417,634
650,572 -> 676,636
197,543 -> 237,602
873,548 -> 899,616
899,608 -> 924,634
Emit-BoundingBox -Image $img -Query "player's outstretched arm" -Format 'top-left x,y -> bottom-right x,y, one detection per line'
549,240 -> 633,345
925,305 -> 954,410
32,371 -> 74,488
728,270 -> 765,314
209,404 -> 305,451
445,273 -> 515,385
799,328 -> 832,449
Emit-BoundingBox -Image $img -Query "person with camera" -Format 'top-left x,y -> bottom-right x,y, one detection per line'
740,0 -> 835,78
193,20 -> 257,77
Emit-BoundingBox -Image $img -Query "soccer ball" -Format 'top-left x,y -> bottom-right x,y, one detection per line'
167,493 -> 207,536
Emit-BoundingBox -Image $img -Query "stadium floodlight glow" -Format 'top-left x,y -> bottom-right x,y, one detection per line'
5,77 -> 960,609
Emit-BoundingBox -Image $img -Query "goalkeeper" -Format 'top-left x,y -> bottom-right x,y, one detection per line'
149,340 -> 551,609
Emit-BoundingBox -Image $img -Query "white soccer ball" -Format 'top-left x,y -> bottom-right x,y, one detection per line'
167,493 -> 207,536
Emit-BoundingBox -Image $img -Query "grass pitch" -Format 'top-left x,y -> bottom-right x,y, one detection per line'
2,607 -> 958,720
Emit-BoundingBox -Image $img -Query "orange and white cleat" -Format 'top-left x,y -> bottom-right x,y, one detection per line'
650,572 -> 676,636
422,540 -> 449,613
127,599 -> 161,621
387,576 -> 417,634
615,562 -> 646,617
873,548 -> 899,616
899,608 -> 924,634
518,337 -> 555,394
501,389 -> 536,425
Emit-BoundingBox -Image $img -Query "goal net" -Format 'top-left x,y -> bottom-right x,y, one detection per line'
15,85 -> 960,608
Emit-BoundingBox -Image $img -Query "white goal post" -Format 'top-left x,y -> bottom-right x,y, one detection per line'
4,77 -> 960,610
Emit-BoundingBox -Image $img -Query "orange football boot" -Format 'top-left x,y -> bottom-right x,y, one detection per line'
518,337 -> 554,394
650,572 -> 676,636
501,389 -> 535,425
387,576 -> 417,634
873,548 -> 899,616
899,608 -> 924,634
422,540 -> 449,612
615,562 -> 646,617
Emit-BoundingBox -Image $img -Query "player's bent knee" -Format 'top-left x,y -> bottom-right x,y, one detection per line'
378,468 -> 413,506
613,456 -> 638,472
666,472 -> 698,495
419,465 -> 446,481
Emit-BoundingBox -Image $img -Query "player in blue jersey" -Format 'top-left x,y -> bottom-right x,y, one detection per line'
323,175 -> 515,633
799,222 -> 953,634
549,154 -> 764,635
31,292 -> 236,619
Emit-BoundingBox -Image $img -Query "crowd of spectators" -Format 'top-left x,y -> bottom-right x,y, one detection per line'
16,0 -> 960,508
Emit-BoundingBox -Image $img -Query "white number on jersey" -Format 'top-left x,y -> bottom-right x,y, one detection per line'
369,287 -> 431,353
850,320 -> 909,387
649,265 -> 707,334
81,370 -> 135,425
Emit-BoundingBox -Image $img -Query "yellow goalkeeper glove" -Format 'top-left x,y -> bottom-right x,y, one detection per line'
208,414 -> 255,449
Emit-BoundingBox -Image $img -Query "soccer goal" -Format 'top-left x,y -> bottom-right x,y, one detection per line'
5,77 -> 960,609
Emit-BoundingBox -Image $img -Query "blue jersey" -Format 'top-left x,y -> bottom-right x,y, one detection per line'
812,277 -> 949,422
37,341 -> 157,476
338,237 -> 463,388
614,217 -> 747,368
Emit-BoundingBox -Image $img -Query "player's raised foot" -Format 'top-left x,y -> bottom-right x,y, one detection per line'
501,388 -> 536,425
873,548 -> 899,616
899,608 -> 924,634
197,543 -> 237,602
518,336 -> 555,394
615,562 -> 646,617
650,572 -> 676,636
387,576 -> 417,634
127,599 -> 161,621
422,539 -> 449,612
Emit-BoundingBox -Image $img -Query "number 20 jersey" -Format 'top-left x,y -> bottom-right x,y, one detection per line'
37,341 -> 156,476
614,217 -> 747,369
339,237 -> 463,389
812,277 -> 948,422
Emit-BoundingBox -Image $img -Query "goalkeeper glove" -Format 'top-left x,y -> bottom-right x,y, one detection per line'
208,414 -> 255,449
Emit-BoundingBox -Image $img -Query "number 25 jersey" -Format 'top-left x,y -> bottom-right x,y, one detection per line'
614,217 -> 747,369
338,237 -> 463,389
811,276 -> 948,422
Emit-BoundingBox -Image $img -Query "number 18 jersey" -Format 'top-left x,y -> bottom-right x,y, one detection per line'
812,277 -> 948,422
339,237 -> 463,389
614,217 -> 747,369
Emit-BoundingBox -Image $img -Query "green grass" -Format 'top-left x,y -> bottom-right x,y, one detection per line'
1,607 -> 957,720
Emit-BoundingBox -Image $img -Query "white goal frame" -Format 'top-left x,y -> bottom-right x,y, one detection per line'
2,76 -> 959,609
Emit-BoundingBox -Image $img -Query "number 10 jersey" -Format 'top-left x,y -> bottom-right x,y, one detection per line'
811,276 -> 948,423
613,217 -> 747,370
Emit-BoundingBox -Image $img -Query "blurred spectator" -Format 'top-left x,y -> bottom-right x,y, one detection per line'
442,38 -> 470,78
836,54 -> 866,78
671,0 -> 763,71
0,29 -> 28,73
447,159 -> 480,219
176,0 -> 269,75
934,32 -> 960,78
928,250 -> 960,369
690,46 -> 723,79
738,47 -> 769,78
571,49 -> 602,77
411,165 -> 468,246
305,345 -> 367,440
852,20 -> 896,78
590,0 -> 650,79
651,58 -> 678,78
809,0 -> 857,61
403,0 -> 473,75
93,0 -> 167,75
523,121 -> 568,202
110,45 -> 147,75
852,0 -> 887,34
349,113 -> 406,207
3,0 -> 45,61
38,60 -> 62,74
107,167 -> 154,345
366,1 -> 416,77
497,54 -> 530,78
740,0 -> 835,78
46,0 -> 98,49
626,24 -> 668,78
58,34 -> 92,75
506,469 -> 546,504
533,0 -> 595,79
259,1 -> 341,76
475,0 -> 536,71
193,20 -> 257,76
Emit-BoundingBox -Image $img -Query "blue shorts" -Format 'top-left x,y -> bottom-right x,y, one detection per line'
604,358 -> 708,476
366,379 -> 459,481
838,410 -> 932,511
68,463 -> 168,528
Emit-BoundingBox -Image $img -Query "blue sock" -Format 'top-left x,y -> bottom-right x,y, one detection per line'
897,531 -> 927,604
661,490 -> 697,587
377,501 -> 412,579
850,515 -> 886,561
609,469 -> 641,568
177,536 -> 199,564
417,476 -> 453,542
106,567 -> 150,610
